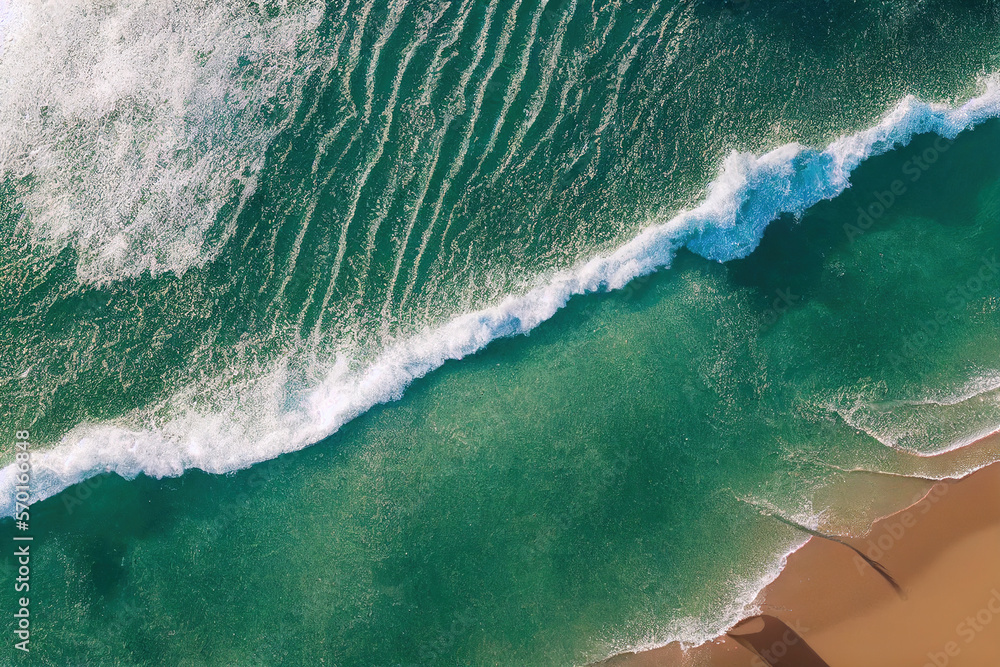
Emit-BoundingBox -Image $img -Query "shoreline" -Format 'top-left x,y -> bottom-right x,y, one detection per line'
601,430 -> 1000,666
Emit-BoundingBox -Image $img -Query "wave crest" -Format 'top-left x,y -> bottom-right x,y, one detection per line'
3,77 -> 1000,517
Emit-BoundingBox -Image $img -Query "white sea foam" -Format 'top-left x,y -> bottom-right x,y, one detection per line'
0,0 -> 10,55
591,536 -> 809,660
0,0 -> 326,283
3,78 -> 1000,518
834,370 -> 1000,455
584,498 -> 817,656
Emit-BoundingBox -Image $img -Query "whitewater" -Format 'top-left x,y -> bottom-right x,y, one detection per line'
3,77 -> 1000,526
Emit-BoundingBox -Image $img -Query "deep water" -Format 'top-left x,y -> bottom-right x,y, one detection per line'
3,0 -> 1000,664
4,120 -> 1000,665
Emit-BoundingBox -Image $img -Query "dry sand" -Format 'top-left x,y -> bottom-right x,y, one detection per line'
601,433 -> 1000,667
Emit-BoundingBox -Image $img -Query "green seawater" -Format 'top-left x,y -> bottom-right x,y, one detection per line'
2,1 -> 1000,665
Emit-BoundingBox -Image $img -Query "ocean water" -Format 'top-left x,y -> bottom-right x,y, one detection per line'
3,0 -> 1000,664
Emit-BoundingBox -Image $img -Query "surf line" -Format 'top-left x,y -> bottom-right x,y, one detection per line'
2,83 -> 1000,519
766,512 -> 904,598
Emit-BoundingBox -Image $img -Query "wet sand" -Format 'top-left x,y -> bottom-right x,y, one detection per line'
602,434 -> 1000,667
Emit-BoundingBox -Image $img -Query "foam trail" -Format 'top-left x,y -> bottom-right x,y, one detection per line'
0,0 -> 326,283
3,80 -> 1000,518
598,536 -> 809,658
834,371 -> 1000,455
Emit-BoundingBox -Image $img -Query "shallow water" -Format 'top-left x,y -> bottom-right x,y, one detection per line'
3,1 -> 1000,664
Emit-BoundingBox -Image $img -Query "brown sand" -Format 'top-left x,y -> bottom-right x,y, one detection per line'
601,433 -> 1000,667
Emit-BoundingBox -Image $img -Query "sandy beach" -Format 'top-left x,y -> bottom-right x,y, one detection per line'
602,433 -> 1000,667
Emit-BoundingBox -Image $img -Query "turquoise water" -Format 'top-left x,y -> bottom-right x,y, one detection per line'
3,1 -> 1000,664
